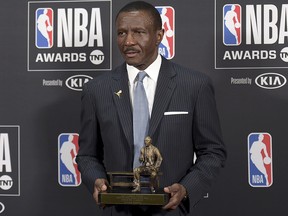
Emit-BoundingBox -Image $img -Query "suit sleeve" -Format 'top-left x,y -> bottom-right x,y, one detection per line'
76,83 -> 107,194
179,76 -> 227,212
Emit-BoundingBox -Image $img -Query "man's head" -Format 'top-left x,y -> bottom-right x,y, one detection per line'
115,1 -> 164,70
258,134 -> 264,141
144,136 -> 152,147
116,1 -> 162,31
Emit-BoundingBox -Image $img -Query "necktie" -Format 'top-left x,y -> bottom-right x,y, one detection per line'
133,71 -> 149,168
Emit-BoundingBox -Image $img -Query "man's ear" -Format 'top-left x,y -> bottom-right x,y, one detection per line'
156,29 -> 164,45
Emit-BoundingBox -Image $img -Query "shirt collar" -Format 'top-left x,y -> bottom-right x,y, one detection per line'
127,54 -> 162,84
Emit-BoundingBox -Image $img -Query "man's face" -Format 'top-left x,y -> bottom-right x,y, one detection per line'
116,10 -> 163,71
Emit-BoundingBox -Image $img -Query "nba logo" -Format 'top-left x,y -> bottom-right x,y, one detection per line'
248,133 -> 273,187
156,6 -> 175,59
58,133 -> 81,187
223,4 -> 241,46
35,8 -> 53,48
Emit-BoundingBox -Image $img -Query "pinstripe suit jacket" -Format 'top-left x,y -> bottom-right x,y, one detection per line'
76,57 -> 226,216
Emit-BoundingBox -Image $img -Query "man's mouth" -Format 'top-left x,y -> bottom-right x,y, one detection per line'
124,49 -> 139,58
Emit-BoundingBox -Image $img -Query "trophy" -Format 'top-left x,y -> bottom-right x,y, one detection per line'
98,136 -> 169,205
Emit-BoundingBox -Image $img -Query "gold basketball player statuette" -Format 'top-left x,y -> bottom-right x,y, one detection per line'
132,136 -> 162,193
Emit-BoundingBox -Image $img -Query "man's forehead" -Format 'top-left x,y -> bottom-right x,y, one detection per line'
116,10 -> 153,25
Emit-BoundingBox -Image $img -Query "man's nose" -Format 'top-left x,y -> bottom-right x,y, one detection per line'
125,32 -> 136,45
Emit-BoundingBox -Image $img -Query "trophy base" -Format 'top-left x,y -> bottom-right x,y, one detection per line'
99,187 -> 169,205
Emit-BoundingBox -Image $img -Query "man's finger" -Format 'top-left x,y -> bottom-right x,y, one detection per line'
95,179 -> 108,191
163,184 -> 187,210
164,186 -> 170,194
94,179 -> 108,205
93,188 -> 100,204
164,185 -> 177,196
163,195 -> 178,210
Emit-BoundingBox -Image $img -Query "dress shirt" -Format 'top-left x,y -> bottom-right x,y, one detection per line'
127,54 -> 162,116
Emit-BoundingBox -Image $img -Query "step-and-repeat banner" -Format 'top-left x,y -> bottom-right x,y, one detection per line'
0,0 -> 287,215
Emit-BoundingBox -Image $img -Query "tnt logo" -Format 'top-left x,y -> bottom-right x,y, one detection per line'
36,8 -> 53,48
58,133 -> 81,187
280,47 -> 288,62
156,6 -> 175,59
248,133 -> 273,187
90,50 -> 105,65
223,4 -> 241,46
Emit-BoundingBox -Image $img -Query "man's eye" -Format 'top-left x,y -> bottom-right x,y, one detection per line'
118,32 -> 126,36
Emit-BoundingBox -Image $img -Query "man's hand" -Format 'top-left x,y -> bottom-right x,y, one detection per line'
163,183 -> 187,210
93,178 -> 108,205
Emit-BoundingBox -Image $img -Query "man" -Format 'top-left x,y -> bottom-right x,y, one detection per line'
76,1 -> 226,215
132,136 -> 162,193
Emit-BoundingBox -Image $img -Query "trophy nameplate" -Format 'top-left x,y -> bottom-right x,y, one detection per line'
99,187 -> 169,205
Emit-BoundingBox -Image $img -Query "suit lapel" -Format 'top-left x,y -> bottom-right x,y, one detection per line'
149,58 -> 176,137
111,64 -> 133,148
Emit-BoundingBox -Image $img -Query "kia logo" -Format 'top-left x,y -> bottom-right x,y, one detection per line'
255,73 -> 286,89
66,75 -> 93,91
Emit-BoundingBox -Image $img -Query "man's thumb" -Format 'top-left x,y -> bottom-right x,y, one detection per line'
101,184 -> 107,191
164,187 -> 170,193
